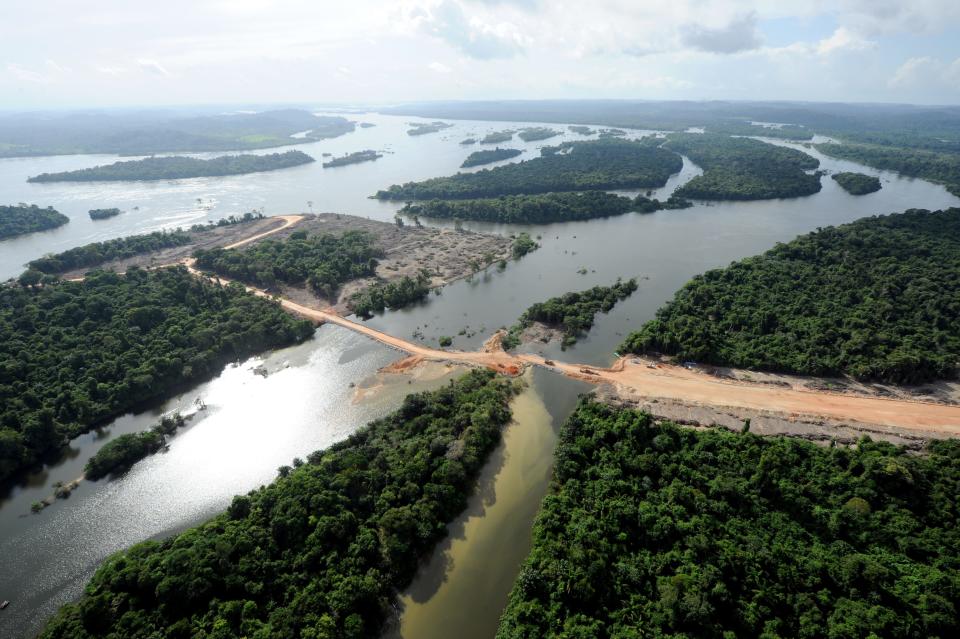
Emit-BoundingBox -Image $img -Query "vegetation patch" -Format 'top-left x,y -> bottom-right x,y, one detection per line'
85,414 -> 186,480
818,142 -> 960,197
665,133 -> 822,200
28,150 -> 315,182
408,121 -> 453,136
502,279 -> 638,350
40,370 -> 518,639
88,208 -> 122,221
0,267 -> 313,483
518,127 -> 561,142
482,130 -> 515,144
376,139 -> 682,200
621,208 -> 960,384
350,269 -> 432,318
498,400 -> 960,639
832,171 -> 882,195
0,204 -> 69,240
322,150 -> 382,168
511,232 -> 539,259
461,147 -> 522,168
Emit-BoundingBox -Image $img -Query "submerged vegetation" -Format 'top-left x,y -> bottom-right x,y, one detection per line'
461,147 -> 522,168
0,267 -> 313,483
817,142 -> 960,197
40,370 -> 518,639
194,230 -> 382,299
832,171 -> 882,195
28,150 -> 315,182
499,401 -> 960,639
622,208 -> 960,384
322,149 -> 382,168
665,133 -> 822,200
0,204 -> 69,240
88,208 -> 122,221
511,232 -> 539,259
502,279 -> 638,349
376,139 -> 682,200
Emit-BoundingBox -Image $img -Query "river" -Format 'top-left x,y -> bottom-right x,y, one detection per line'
0,113 -> 958,637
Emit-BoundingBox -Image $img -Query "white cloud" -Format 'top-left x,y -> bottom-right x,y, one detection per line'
417,0 -> 528,59
679,13 -> 762,54
815,27 -> 875,55
5,63 -> 48,84
137,58 -> 171,76
889,56 -> 939,88
428,61 -> 452,73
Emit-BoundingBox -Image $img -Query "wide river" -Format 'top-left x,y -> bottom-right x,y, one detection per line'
0,113 -> 957,637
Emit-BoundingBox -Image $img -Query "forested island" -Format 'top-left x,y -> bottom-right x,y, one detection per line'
40,370 -> 518,639
502,279 -> 638,349
832,171 -> 882,195
0,204 -> 69,240
621,207 -> 960,384
322,150 -> 382,168
460,147 -> 522,168
407,121 -> 453,136
401,191 -> 646,224
460,138 -> 477,145
817,142 -> 960,197
194,230 -> 382,299
0,109 -> 354,158
88,208 -> 121,220
518,127 -> 561,142
28,150 -> 315,182
84,414 -> 185,480
376,139 -> 682,200
0,267 -> 313,483
568,125 -> 594,135
665,133 -> 822,200
482,130 -> 514,144
498,400 -> 960,638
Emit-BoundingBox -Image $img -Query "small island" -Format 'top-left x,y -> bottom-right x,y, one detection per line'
88,208 -> 122,220
518,127 -> 561,142
407,121 -> 453,136
85,414 -> 186,480
322,150 -> 382,168
832,171 -> 882,195
460,138 -> 477,145
460,147 -> 522,168
27,150 -> 315,183
481,130 -> 514,144
569,125 -> 595,135
0,204 -> 69,240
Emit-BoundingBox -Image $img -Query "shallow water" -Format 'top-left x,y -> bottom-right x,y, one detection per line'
0,113 -> 958,637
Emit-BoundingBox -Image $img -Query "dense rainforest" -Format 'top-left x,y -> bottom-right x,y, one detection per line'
376,139 -> 682,200
40,370 -> 518,639
664,134 -> 822,200
498,401 -> 960,639
194,230 -> 382,299
518,128 -> 561,142
461,148 -> 523,168
322,150 -> 382,168
350,270 -> 432,318
28,150 -> 315,182
832,172 -> 882,195
88,208 -> 122,220
503,279 -> 638,349
817,142 -> 960,197
400,191 -> 637,224
27,229 -> 194,274
0,204 -> 69,240
621,208 -> 960,384
0,267 -> 314,483
0,109 -> 354,158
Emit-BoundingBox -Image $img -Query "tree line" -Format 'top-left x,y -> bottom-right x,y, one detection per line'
0,204 -> 69,240
28,150 -> 315,183
375,139 -> 683,201
350,269 -> 432,318
88,208 -> 122,220
322,150 -> 382,168
40,370 -> 518,639
498,400 -> 960,638
461,148 -> 522,168
84,414 -> 186,480
0,267 -> 314,483
621,207 -> 960,384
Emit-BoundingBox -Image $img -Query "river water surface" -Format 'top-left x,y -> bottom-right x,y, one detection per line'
0,113 -> 958,637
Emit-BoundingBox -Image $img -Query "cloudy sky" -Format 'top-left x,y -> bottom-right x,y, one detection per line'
3,0 -> 960,109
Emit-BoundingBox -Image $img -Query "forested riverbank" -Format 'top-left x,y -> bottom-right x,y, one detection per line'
0,204 -> 69,240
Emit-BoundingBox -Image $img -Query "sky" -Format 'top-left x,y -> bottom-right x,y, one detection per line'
2,0 -> 960,109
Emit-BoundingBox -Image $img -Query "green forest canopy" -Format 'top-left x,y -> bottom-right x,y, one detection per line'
400,191 -> 638,224
193,230 -> 382,299
498,400 -> 960,639
461,148 -> 523,168
817,142 -> 960,197
28,150 -> 314,182
621,208 -> 960,384
0,204 -> 69,240
40,370 -> 517,639
665,133 -> 822,200
0,267 -> 313,483
832,172 -> 882,195
88,208 -> 122,220
375,138 -> 683,200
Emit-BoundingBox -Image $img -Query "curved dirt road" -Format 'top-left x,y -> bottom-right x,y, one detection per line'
223,214 -> 304,249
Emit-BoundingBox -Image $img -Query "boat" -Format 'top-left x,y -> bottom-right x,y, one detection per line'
0,600 -> 9,610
